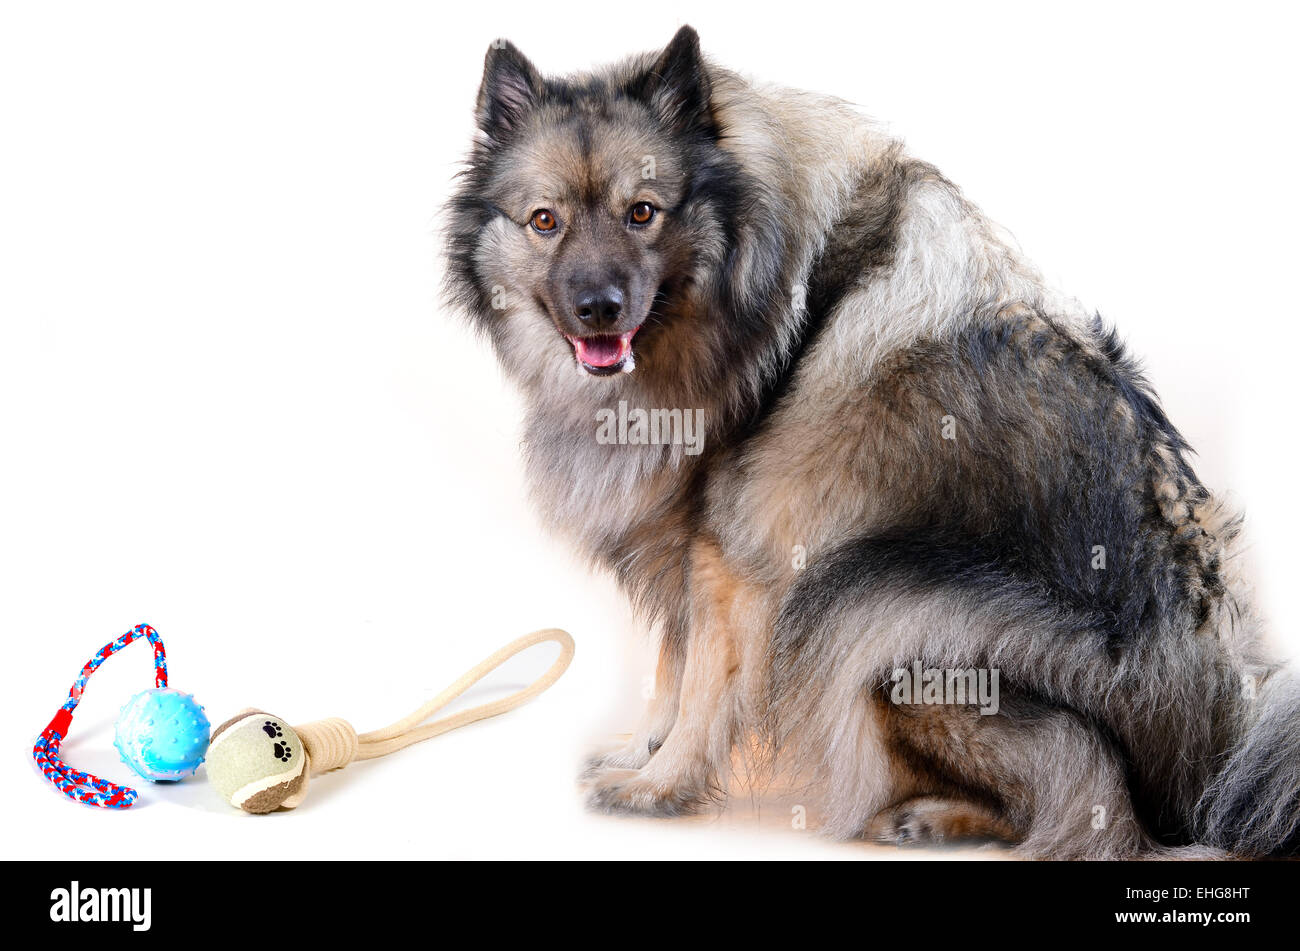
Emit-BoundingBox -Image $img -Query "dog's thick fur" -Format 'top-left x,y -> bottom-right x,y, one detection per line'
445,26 -> 1300,857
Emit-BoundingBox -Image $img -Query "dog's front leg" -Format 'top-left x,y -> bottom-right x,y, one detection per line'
585,536 -> 760,816
582,632 -> 685,775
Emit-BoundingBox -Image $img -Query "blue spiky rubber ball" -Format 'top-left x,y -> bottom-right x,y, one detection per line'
113,687 -> 211,782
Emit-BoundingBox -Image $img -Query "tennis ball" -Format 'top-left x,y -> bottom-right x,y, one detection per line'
206,710 -> 305,813
113,687 -> 210,782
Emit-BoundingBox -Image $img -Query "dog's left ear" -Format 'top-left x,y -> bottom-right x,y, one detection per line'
633,25 -> 713,136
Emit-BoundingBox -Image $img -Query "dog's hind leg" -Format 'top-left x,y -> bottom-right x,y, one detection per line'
873,692 -> 1155,858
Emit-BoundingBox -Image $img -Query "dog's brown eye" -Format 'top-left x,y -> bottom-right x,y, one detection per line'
629,201 -> 655,225
530,209 -> 557,233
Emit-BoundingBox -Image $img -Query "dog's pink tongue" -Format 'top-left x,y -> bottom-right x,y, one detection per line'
573,333 -> 629,367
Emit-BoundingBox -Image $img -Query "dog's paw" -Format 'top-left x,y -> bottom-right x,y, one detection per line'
867,800 -> 946,846
867,796 -> 1016,848
579,744 -> 652,782
579,733 -> 670,781
583,767 -> 704,818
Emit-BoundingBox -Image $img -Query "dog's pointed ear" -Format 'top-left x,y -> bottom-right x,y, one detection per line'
636,25 -> 713,136
476,39 -> 543,139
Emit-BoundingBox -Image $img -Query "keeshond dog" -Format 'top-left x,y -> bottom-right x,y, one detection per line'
445,25 -> 1300,857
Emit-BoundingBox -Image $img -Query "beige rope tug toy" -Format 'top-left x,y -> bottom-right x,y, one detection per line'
204,628 -> 575,813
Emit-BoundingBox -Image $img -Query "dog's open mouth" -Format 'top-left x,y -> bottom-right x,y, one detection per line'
565,327 -> 640,376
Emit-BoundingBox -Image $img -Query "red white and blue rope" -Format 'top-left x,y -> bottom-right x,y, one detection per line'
33,623 -> 168,808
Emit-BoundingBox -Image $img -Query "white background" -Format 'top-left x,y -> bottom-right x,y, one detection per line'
2,0 -> 1298,860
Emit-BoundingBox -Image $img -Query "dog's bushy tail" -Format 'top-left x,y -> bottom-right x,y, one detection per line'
1196,673 -> 1300,856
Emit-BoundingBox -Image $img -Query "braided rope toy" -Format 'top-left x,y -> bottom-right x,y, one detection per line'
34,623 -> 576,814
33,623 -> 208,809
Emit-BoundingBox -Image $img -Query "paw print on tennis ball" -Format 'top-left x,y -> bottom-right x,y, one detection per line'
273,741 -> 292,763
262,720 -> 283,739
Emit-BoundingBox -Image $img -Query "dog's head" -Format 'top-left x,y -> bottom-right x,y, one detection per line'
447,27 -> 779,393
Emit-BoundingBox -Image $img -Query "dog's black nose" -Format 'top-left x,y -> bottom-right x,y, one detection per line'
572,286 -> 624,328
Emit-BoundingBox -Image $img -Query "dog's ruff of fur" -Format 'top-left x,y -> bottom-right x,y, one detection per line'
444,25 -> 1299,858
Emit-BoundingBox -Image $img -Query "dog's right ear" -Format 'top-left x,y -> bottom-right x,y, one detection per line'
476,40 -> 543,139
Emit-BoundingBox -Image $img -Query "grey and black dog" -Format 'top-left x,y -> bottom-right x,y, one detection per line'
444,25 -> 1299,857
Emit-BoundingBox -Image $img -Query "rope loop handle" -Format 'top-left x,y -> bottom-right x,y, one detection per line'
33,623 -> 168,808
294,628 -> 575,773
